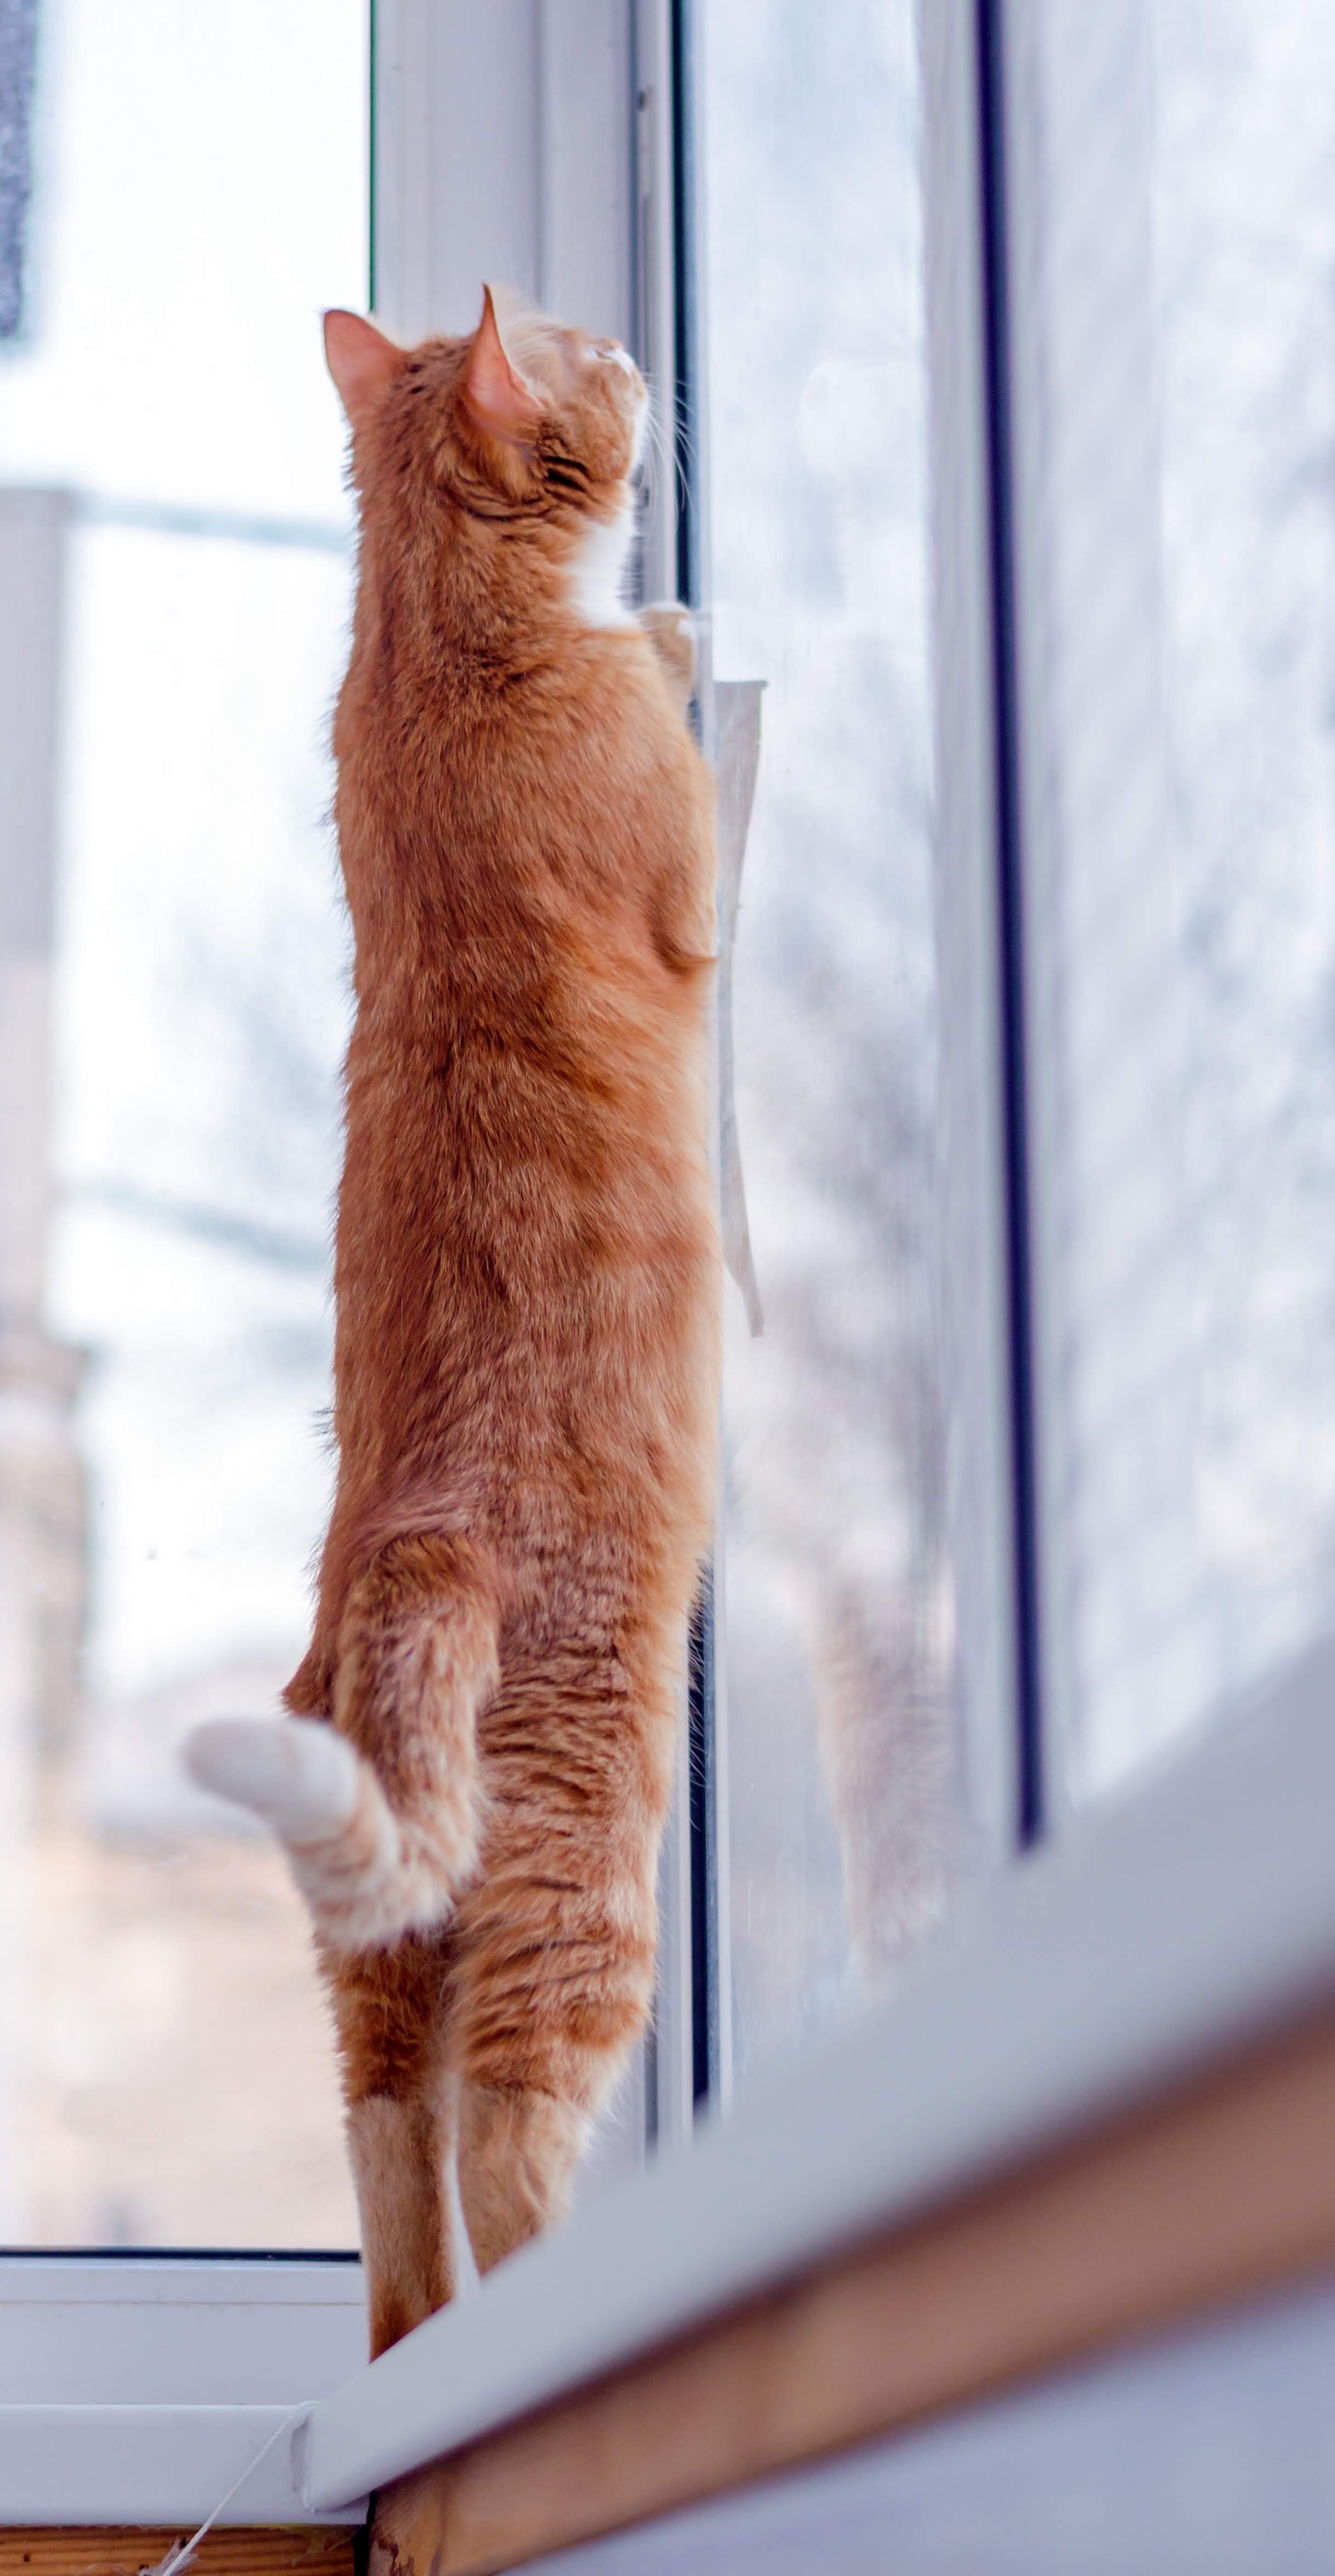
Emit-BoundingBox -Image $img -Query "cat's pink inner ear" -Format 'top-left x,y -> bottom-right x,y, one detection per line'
463,286 -> 544,442
324,310 -> 404,426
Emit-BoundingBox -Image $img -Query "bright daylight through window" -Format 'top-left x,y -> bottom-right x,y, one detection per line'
2,0 -> 1335,2553
703,1 -> 965,2085
0,0 -> 365,2247
1014,3 -> 1335,1806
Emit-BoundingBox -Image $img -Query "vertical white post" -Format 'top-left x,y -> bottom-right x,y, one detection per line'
372,0 -> 541,341
537,0 -> 633,333
631,0 -> 702,2141
917,3 -> 1022,1867
0,486 -> 82,2236
632,0 -> 680,610
373,0 -> 633,345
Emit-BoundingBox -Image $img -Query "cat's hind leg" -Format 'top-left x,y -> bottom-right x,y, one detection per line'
185,1531 -> 500,1952
328,1928 -> 461,2356
451,1669 -> 668,2272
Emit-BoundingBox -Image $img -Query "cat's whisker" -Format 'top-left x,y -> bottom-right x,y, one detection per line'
627,393 -> 708,586
630,397 -> 708,607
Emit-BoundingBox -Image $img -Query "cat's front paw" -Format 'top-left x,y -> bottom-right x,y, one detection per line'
639,602 -> 697,713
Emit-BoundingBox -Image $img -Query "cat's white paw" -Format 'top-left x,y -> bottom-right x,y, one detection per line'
184,1714 -> 360,1847
638,601 -> 697,706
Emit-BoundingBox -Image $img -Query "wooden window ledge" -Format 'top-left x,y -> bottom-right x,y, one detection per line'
0,2535 -> 354,2575
371,2006 -> 1335,2574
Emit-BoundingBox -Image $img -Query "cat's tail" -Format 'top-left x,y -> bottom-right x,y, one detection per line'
184,1534 -> 498,1953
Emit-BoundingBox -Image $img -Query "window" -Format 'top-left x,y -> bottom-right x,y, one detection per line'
0,0 -> 365,2247
703,0 -> 967,2093
3,0 -> 1334,2549
1006,0 -> 1335,1807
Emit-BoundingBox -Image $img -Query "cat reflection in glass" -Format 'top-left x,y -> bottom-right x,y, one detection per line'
187,290 -> 718,2356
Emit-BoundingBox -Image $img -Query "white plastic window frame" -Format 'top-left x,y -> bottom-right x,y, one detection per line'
4,0 -> 1335,2533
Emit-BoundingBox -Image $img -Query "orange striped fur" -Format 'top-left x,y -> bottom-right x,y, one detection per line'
189,290 -> 718,2355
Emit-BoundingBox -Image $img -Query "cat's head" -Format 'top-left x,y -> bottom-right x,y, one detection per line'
323,290 -> 647,606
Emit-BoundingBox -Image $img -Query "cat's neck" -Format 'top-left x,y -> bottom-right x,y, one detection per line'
356,481 -> 638,667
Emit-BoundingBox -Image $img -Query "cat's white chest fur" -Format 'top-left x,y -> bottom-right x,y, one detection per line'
569,495 -> 637,630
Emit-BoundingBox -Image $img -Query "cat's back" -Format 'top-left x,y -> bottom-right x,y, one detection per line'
332,612 -> 718,1485
345,584 -> 709,903
341,603 -> 714,1119
310,297 -> 720,1660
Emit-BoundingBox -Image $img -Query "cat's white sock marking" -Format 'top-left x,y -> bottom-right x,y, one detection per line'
569,493 -> 636,629
184,1713 -> 360,1844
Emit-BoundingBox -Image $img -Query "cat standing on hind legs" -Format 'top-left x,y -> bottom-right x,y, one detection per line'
186,286 -> 719,2357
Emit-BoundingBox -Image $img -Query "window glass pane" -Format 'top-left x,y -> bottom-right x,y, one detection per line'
0,0 -> 365,2242
1016,6 -> 1335,1802
699,1 -> 965,2090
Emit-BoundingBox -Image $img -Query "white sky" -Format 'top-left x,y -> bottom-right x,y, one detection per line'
0,0 -> 365,517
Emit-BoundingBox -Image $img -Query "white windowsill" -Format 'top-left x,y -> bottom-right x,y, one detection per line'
0,2407 -> 365,2526
0,2259 -> 366,2523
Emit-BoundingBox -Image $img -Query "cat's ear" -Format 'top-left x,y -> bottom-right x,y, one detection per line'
463,286 -> 544,442
323,310 -> 404,427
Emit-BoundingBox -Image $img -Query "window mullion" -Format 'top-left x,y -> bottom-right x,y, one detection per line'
972,0 -> 1047,1846
917,0 -> 1026,1866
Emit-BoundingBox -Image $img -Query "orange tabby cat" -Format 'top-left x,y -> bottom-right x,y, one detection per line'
187,289 -> 718,2355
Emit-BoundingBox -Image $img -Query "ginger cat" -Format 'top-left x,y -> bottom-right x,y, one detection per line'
187,289 -> 718,2356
